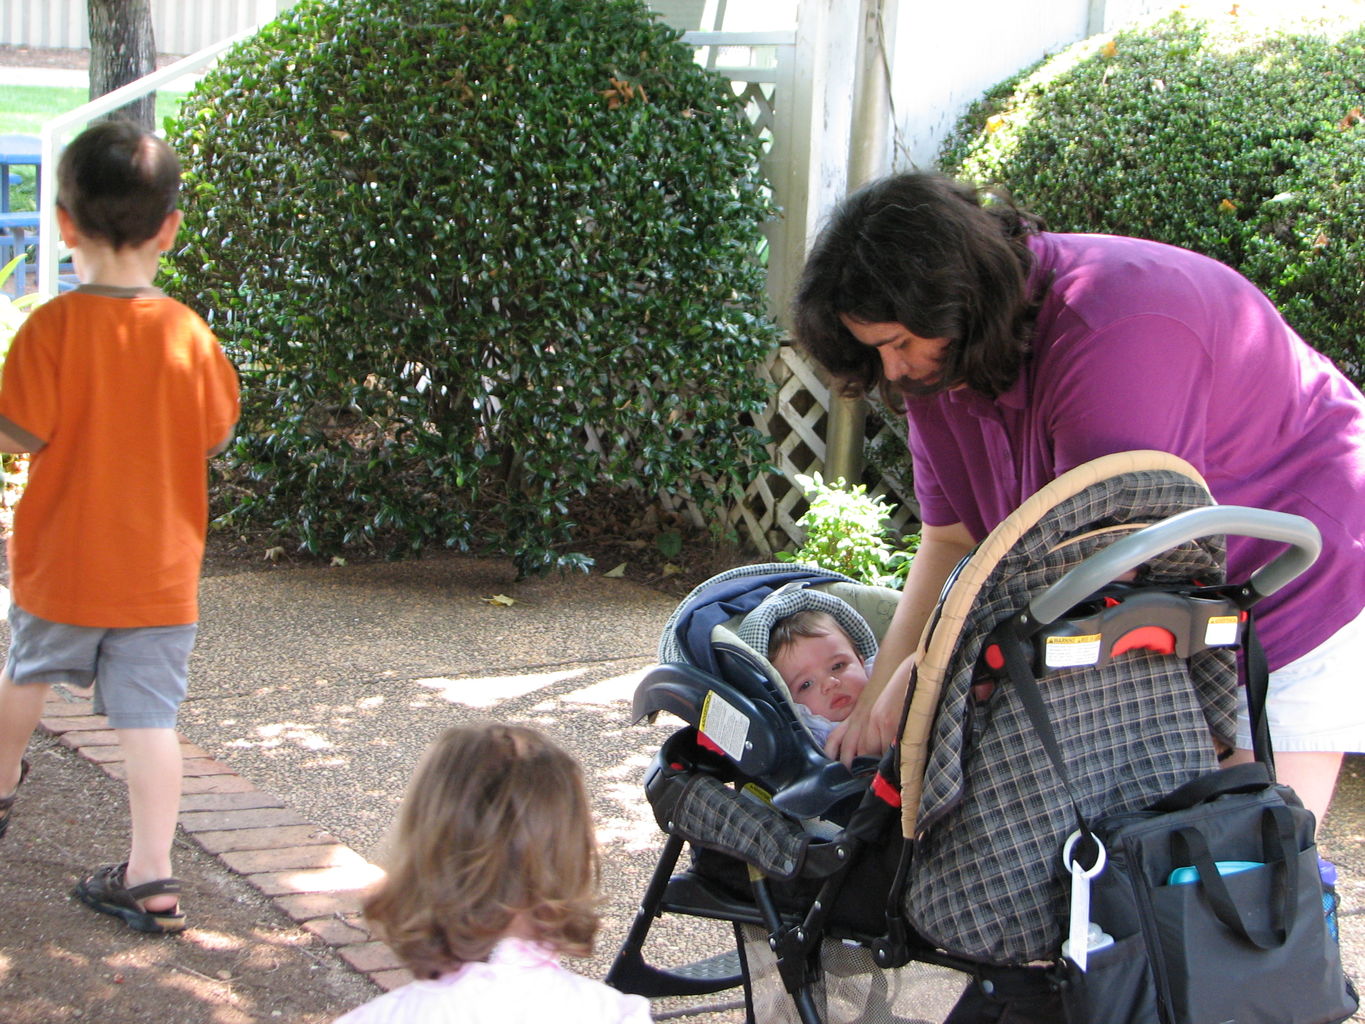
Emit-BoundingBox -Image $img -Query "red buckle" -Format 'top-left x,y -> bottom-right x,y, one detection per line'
1111,625 -> 1176,657
696,732 -> 725,757
872,771 -> 902,808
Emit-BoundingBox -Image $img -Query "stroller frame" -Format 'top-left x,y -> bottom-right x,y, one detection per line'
608,452 -> 1323,1024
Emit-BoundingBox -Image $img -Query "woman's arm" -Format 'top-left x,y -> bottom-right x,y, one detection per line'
825,521 -> 975,764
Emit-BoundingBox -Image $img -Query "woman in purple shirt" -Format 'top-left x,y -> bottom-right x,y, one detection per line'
794,172 -> 1365,824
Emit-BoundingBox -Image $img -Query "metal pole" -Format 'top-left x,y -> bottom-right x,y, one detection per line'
822,0 -> 891,485
1086,0 -> 1109,36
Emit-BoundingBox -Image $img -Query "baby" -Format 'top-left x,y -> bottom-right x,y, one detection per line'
768,609 -> 875,745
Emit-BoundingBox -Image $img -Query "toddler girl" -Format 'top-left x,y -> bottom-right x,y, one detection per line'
333,722 -> 652,1023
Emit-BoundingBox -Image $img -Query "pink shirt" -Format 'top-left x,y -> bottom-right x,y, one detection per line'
907,232 -> 1365,670
331,938 -> 652,1024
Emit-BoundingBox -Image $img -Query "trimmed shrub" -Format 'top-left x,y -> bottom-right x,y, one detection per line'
166,0 -> 777,574
939,8 -> 1365,385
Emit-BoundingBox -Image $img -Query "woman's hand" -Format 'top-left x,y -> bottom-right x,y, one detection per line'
825,655 -> 915,766
823,522 -> 973,767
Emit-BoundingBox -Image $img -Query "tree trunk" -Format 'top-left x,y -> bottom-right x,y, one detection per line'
87,0 -> 157,129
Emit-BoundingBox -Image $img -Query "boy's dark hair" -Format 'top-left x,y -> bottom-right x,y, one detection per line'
793,172 -> 1042,403
56,120 -> 181,250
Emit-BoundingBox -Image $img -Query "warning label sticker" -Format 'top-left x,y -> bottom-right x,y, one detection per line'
1044,634 -> 1103,668
700,690 -> 749,762
1204,615 -> 1240,647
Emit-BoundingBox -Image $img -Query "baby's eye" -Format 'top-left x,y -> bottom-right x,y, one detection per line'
796,679 -> 812,692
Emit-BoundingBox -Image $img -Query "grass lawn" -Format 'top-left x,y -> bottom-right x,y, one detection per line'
0,83 -> 188,134
0,84 -> 189,208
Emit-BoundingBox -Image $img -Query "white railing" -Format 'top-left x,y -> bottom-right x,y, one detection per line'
681,29 -> 802,323
35,23 -> 260,296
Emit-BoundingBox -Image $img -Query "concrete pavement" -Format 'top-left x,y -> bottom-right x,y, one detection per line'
34,553 -> 747,1018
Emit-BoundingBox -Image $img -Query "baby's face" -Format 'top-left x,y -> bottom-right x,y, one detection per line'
772,632 -> 870,722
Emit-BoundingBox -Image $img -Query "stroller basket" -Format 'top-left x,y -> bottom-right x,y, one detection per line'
608,451 -> 1325,1024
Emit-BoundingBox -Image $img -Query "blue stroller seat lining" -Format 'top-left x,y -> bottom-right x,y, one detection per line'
636,565 -> 902,830
655,562 -> 899,749
658,564 -> 851,671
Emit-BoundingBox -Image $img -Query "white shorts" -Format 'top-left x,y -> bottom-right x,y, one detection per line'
1235,604 -> 1365,753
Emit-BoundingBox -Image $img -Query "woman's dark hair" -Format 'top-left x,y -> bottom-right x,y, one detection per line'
57,120 -> 181,251
793,172 -> 1041,402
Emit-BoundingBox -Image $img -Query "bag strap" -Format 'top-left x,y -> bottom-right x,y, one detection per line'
1242,611 -> 1275,773
1150,761 -> 1271,813
998,626 -> 1100,865
1170,804 -> 1299,950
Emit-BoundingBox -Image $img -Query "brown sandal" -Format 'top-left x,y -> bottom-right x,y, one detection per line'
73,862 -> 186,934
0,759 -> 29,840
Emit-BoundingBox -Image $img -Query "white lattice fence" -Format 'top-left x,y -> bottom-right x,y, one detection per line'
673,30 -> 920,554
727,344 -> 829,552
862,399 -> 919,542
718,345 -> 918,554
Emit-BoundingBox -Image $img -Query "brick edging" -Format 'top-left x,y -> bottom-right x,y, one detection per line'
39,690 -> 411,993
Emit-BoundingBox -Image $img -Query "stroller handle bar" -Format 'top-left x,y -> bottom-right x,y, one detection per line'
1027,506 -> 1322,627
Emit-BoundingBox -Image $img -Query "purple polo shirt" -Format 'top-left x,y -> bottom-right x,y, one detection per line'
907,231 -> 1365,669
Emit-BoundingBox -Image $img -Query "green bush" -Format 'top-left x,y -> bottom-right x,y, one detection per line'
939,8 -> 1365,385
777,473 -> 919,588
0,254 -> 40,485
166,0 -> 777,574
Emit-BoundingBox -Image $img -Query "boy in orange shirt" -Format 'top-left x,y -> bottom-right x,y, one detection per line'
0,121 -> 239,932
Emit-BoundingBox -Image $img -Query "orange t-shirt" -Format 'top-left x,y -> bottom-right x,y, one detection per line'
0,286 -> 240,627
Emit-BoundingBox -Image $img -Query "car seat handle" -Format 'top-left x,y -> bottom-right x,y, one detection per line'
1027,506 -> 1322,627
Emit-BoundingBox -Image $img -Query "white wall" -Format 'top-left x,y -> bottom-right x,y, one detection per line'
0,0 -> 295,54
888,0 -> 1181,171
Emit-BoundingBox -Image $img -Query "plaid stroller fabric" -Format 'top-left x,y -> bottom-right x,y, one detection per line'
900,452 -> 1239,964
670,773 -> 815,880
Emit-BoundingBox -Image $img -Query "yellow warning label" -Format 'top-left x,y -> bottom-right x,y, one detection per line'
1205,615 -> 1240,647
1044,634 -> 1103,668
699,690 -> 749,761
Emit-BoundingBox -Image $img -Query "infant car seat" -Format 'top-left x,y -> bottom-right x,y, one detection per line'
609,451 -> 1329,1024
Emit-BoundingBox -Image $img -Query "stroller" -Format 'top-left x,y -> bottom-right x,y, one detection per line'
607,451 -> 1343,1024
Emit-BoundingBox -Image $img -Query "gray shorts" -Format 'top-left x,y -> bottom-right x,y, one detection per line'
5,604 -> 196,729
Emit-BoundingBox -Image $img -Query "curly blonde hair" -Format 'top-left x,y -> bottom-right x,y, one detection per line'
362,722 -> 600,979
